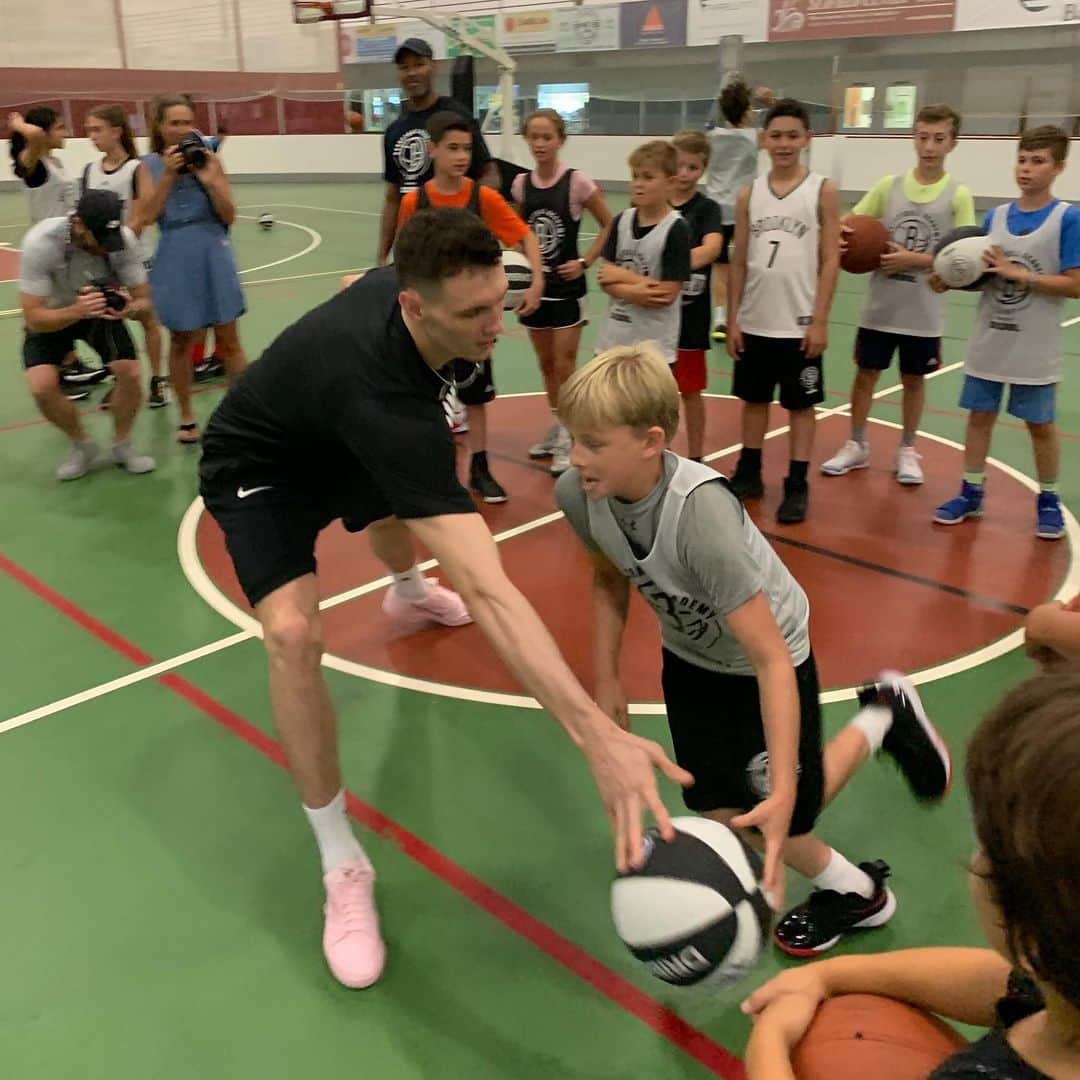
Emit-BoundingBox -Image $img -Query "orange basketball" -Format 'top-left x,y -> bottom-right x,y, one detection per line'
346,110 -> 364,133
792,994 -> 969,1080
841,214 -> 890,274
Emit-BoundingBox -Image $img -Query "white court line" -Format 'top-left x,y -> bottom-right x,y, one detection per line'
0,631 -> 251,736
235,215 -> 321,276
1063,314 -> 1080,328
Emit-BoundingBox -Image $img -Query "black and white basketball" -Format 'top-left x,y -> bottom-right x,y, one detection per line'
501,250 -> 533,310
258,212 -> 275,231
611,817 -> 770,990
933,226 -> 992,290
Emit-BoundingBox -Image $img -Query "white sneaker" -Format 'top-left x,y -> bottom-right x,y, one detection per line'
895,446 -> 923,485
550,426 -> 571,475
821,439 -> 869,476
529,421 -> 560,459
55,439 -> 100,481
112,441 -> 156,475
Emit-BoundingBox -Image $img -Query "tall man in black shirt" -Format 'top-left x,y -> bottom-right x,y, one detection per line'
377,37 -> 499,265
199,208 -> 691,990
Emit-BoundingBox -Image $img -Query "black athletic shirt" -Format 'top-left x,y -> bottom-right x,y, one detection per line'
199,266 -> 476,521
929,971 -> 1053,1080
672,191 -> 724,350
383,96 -> 492,193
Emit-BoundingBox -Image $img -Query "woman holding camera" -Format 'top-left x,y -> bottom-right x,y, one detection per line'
135,94 -> 246,443
84,104 -> 167,408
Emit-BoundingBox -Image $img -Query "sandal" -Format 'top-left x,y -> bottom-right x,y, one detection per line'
177,422 -> 199,445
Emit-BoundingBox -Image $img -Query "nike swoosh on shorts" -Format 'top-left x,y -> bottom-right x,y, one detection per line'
237,485 -> 273,499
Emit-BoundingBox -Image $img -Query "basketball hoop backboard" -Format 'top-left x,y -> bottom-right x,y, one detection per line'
292,0 -> 371,23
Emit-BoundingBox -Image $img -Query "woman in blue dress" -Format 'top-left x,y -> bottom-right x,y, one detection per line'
135,95 -> 247,443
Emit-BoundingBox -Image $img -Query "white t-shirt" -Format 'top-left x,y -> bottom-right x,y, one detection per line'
18,216 -> 147,308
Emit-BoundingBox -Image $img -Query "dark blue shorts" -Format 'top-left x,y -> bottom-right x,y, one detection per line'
855,327 -> 941,376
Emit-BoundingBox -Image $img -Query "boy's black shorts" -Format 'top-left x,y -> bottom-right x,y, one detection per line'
661,648 -> 824,836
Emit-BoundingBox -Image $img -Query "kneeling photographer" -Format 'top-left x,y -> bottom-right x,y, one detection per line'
135,94 -> 247,445
18,188 -> 156,481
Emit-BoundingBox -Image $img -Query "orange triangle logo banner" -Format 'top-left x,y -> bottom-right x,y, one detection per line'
641,4 -> 664,32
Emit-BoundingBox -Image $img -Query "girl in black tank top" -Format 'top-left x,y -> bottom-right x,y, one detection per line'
514,109 -> 613,475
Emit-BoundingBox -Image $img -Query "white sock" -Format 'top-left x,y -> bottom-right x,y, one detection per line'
812,850 -> 875,898
850,704 -> 892,755
392,564 -> 428,602
303,789 -> 370,874
714,304 -> 726,324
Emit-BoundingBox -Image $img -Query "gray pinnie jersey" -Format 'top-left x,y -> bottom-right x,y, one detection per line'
596,208 -> 683,363
967,202 -> 1067,385
557,453 -> 810,676
859,175 -> 955,338
27,156 -> 75,224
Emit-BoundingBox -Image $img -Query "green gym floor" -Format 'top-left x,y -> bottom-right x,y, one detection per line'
1,183 -> 1078,1079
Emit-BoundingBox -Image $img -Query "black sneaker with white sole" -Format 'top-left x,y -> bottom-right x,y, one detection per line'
148,375 -> 169,408
858,670 -> 952,802
61,384 -> 91,402
62,358 -> 109,385
469,458 -> 507,504
728,467 -> 764,501
774,860 -> 896,957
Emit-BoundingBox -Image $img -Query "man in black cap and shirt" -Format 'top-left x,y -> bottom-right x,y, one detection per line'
18,188 -> 156,480
377,36 -> 498,264
199,207 -> 692,991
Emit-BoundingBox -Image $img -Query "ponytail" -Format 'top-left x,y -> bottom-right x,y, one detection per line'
9,105 -> 58,180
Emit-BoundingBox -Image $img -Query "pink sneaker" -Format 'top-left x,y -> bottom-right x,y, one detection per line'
323,861 -> 386,989
381,578 -> 472,630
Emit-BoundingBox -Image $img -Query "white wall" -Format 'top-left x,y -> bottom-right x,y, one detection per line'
0,0 -> 337,72
5,135 -> 1079,203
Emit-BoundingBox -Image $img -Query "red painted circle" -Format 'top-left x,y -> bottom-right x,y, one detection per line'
195,397 -> 1069,699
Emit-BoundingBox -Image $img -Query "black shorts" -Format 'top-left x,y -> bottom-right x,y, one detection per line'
451,358 -> 496,407
519,296 -> 586,331
732,334 -> 825,411
200,475 -> 392,607
855,327 -> 942,376
661,648 -> 824,835
716,224 -> 736,265
23,318 -> 137,370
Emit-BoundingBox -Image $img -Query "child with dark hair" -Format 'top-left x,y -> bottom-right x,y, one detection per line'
744,672 -> 1080,1079
704,80 -> 774,340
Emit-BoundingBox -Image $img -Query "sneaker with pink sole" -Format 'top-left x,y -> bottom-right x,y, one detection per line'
381,579 -> 472,630
323,861 -> 386,989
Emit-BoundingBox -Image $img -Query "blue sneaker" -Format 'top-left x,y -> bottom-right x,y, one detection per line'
934,480 -> 984,525
1036,492 -> 1065,540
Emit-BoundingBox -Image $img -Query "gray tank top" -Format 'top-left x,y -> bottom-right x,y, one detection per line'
596,209 -> 682,362
584,456 -> 810,675
968,202 -> 1066,385
27,156 -> 75,224
860,174 -> 955,338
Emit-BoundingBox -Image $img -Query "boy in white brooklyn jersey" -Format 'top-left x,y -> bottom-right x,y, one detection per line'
556,345 -> 951,956
727,99 -> 841,525
822,104 -> 975,485
932,126 -> 1080,541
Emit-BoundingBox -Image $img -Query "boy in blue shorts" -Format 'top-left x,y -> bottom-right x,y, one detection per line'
933,126 -> 1080,540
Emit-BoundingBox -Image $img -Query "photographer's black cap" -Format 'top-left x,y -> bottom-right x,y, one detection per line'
76,189 -> 126,253
394,37 -> 433,63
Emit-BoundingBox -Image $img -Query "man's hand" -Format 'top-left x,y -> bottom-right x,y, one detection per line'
928,272 -> 950,294
879,243 -> 924,274
731,789 -> 795,910
516,283 -> 542,318
801,319 -> 827,359
556,259 -> 586,282
74,288 -> 108,320
595,677 -> 630,731
742,962 -> 831,1019
101,286 -> 133,321
580,723 -> 693,872
727,322 -> 744,360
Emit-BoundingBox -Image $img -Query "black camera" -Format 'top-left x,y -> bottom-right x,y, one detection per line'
178,130 -> 209,172
91,280 -> 126,312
